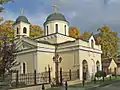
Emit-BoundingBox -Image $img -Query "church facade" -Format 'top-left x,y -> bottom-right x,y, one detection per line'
13,10 -> 102,81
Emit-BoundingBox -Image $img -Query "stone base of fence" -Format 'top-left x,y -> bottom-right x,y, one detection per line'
10,84 -> 51,90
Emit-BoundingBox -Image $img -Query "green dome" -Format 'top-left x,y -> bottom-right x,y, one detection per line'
44,13 -> 68,25
14,16 -> 30,24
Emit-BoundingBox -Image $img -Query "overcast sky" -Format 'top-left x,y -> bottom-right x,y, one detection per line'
1,0 -> 120,35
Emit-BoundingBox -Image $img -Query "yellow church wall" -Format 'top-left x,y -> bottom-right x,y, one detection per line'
16,52 -> 36,73
58,50 -> 79,72
45,20 -> 69,35
37,51 -> 55,78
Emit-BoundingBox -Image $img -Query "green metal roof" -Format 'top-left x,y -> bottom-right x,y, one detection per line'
14,16 -> 30,25
44,13 -> 68,25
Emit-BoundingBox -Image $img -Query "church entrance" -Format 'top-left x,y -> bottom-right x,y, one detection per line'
82,60 -> 88,80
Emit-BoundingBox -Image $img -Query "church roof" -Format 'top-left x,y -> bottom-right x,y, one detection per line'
44,12 -> 68,25
14,16 -> 30,25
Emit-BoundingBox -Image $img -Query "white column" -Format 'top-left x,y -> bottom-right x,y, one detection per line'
79,50 -> 83,81
33,52 -> 38,72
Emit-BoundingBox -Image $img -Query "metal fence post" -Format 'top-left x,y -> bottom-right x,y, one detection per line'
34,70 -> 36,85
60,68 -> 62,85
69,69 -> 71,80
65,81 -> 68,90
16,70 -> 19,86
42,84 -> 45,90
77,69 -> 79,78
48,67 -> 51,83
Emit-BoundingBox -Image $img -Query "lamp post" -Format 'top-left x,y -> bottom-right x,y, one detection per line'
53,53 -> 62,85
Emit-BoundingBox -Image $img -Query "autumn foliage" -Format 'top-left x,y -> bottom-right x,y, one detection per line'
30,24 -> 43,38
80,31 -> 92,40
97,25 -> 119,58
69,26 -> 80,38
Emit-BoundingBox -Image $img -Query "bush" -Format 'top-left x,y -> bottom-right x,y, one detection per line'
95,71 -> 106,78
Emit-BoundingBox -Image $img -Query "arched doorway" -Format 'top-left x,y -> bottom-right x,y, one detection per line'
82,60 -> 88,80
96,61 -> 100,72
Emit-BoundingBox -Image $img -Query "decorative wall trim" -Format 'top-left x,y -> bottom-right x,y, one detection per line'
17,43 -> 102,55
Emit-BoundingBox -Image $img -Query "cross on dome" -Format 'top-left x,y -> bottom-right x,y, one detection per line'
52,4 -> 59,13
20,8 -> 24,15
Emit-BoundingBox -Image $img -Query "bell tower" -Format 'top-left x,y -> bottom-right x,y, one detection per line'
13,9 -> 30,37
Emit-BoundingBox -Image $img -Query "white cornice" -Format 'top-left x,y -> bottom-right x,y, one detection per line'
17,44 -> 102,55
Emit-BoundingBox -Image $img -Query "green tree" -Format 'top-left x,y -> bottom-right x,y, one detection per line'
97,26 -> 119,58
69,26 -> 80,38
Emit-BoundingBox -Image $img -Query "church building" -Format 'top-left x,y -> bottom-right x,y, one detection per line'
13,7 -> 102,81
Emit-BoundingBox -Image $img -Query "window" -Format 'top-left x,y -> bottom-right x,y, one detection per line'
96,61 -> 100,72
64,25 -> 66,35
17,27 -> 19,34
23,27 -> 27,34
91,40 -> 94,48
47,26 -> 49,35
23,63 -> 26,74
56,24 -> 58,33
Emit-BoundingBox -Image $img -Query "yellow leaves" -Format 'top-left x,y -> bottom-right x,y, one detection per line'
0,20 -> 14,37
97,25 -> 119,58
69,26 -> 80,39
80,31 -> 91,40
30,24 -> 43,38
98,25 -> 111,32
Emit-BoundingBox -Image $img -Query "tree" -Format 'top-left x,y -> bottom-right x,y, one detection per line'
0,35 -> 19,75
80,31 -> 92,40
30,24 -> 43,38
69,26 -> 80,38
0,20 -> 44,40
97,26 -> 119,58
0,0 -> 13,12
0,20 -> 14,37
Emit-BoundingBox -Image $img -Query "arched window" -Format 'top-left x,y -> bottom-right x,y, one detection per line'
96,61 -> 100,72
82,60 -> 88,80
56,24 -> 58,33
17,27 -> 19,34
64,25 -> 66,35
23,27 -> 27,34
91,40 -> 94,48
23,63 -> 26,74
47,26 -> 49,35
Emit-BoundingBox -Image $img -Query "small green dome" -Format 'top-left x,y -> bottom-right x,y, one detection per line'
44,13 -> 68,25
14,16 -> 30,25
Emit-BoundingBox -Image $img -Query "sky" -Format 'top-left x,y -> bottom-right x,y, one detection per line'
1,0 -> 120,35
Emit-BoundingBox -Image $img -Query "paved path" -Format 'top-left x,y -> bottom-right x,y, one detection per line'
96,81 -> 120,90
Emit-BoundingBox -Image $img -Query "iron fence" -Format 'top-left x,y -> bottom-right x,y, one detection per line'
11,70 -> 51,87
60,69 -> 79,82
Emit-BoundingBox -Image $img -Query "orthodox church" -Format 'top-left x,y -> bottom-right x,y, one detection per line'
13,7 -> 102,81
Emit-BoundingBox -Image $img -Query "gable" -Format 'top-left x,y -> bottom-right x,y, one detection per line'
15,38 -> 37,51
108,59 -> 117,69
